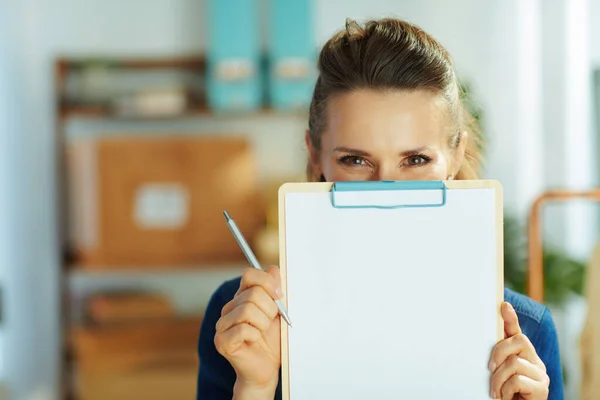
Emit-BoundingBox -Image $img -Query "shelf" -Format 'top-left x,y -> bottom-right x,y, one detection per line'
59,103 -> 208,120
56,55 -> 309,122
66,262 -> 248,275
69,315 -> 204,369
57,56 -> 206,71
70,315 -> 204,332
59,103 -> 306,121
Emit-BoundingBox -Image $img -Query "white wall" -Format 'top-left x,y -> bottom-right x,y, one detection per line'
3,1 -> 61,398
591,0 -> 600,66
0,2 -> 19,386
547,0 -> 596,261
48,0 -> 205,55
316,0 -> 491,78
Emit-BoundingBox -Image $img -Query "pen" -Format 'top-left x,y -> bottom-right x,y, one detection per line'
223,210 -> 293,326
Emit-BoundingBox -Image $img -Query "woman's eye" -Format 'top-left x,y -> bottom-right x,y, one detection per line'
339,156 -> 368,166
404,154 -> 431,166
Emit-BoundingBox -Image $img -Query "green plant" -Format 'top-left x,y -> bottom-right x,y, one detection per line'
541,248 -> 586,304
503,213 -> 527,295
459,79 -> 485,126
459,78 -> 486,154
503,213 -> 586,304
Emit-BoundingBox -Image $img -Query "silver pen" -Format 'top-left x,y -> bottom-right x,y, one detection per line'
223,211 -> 292,326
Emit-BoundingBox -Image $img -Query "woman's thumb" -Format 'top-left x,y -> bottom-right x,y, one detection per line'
502,302 -> 521,338
266,265 -> 283,298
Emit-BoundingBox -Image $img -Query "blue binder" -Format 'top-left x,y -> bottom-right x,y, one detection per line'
206,0 -> 262,112
268,0 -> 317,110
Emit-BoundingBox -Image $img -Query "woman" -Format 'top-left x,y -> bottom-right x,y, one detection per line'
196,18 -> 563,400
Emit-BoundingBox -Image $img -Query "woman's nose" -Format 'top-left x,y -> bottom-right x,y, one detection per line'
372,164 -> 403,181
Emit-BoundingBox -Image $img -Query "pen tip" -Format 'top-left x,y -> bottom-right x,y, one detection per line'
223,210 -> 231,221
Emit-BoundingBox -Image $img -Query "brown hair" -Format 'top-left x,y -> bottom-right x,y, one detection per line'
306,18 -> 482,181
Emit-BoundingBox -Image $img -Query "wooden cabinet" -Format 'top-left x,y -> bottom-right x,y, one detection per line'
67,135 -> 263,267
71,317 -> 202,400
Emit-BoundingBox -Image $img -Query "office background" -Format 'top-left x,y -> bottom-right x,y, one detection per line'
1,0 -> 600,399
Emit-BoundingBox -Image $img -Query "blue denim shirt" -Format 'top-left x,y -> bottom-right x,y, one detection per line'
196,277 -> 564,400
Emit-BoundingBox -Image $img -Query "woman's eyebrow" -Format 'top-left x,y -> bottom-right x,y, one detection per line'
333,146 -> 371,156
399,146 -> 432,156
333,146 -> 433,157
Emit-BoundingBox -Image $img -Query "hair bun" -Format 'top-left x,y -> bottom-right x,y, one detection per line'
345,18 -> 362,35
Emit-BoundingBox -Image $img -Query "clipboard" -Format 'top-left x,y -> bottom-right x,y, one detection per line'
278,179 -> 504,399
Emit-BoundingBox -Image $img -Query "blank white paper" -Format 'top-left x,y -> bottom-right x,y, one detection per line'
284,187 -> 498,399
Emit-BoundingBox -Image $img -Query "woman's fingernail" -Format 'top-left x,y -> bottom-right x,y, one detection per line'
488,360 -> 496,371
490,388 -> 496,398
276,287 -> 283,298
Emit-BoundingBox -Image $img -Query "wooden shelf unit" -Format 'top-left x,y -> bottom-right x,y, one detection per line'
54,54 -> 288,400
56,56 -> 207,122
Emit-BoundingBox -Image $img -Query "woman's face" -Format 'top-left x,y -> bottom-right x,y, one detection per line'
307,89 -> 465,182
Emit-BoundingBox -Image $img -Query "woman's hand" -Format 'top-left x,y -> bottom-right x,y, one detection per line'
214,266 -> 283,399
489,302 -> 550,400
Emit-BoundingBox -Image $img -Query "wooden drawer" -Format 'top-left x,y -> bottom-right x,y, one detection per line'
71,317 -> 202,400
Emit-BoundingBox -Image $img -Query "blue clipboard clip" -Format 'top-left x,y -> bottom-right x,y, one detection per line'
330,180 -> 447,209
